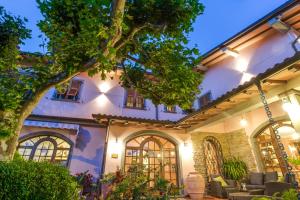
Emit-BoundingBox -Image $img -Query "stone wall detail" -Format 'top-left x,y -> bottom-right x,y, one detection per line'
191,129 -> 257,181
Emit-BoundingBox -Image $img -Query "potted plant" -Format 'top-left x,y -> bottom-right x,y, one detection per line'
222,157 -> 248,184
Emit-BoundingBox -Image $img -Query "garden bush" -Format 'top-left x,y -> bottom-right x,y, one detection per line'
0,160 -> 79,200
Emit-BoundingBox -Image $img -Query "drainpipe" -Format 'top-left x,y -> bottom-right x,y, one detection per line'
292,35 -> 300,53
155,105 -> 159,120
99,119 -> 111,196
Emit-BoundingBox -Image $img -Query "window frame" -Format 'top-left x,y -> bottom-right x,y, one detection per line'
124,88 -> 145,110
52,79 -> 84,103
164,105 -> 177,113
124,134 -> 179,186
198,91 -> 212,109
18,132 -> 73,167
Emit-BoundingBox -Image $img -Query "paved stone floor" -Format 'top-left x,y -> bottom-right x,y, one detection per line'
178,196 -> 223,200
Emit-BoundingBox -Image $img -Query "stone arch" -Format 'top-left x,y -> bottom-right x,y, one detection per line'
202,136 -> 224,179
249,115 -> 292,172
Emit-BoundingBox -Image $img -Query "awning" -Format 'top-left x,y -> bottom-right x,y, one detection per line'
24,120 -> 80,133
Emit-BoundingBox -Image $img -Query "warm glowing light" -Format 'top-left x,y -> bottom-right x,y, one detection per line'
170,151 -> 175,156
110,137 -> 122,156
181,141 -> 193,158
235,58 -> 248,73
240,72 -> 254,84
282,101 -> 294,112
157,153 -> 161,158
240,118 -> 248,127
99,82 -> 110,93
289,145 -> 297,152
292,133 -> 300,140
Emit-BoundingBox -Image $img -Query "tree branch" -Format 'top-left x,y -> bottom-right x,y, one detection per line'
115,25 -> 147,50
109,0 -> 126,47
125,54 -> 145,66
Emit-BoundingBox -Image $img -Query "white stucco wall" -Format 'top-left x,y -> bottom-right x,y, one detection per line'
200,32 -> 296,103
32,72 -> 186,121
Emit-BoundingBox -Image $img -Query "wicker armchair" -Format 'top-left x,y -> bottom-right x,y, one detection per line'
209,174 -> 238,198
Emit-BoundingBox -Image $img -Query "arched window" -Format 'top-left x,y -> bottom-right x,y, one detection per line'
255,120 -> 300,178
124,135 -> 178,186
17,134 -> 72,166
203,136 -> 223,177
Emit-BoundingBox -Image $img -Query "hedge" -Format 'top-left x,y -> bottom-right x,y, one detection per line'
0,160 -> 79,200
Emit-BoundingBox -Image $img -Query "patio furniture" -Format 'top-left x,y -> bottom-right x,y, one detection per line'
228,182 -> 292,200
209,175 -> 238,198
264,181 -> 293,196
245,171 -> 278,190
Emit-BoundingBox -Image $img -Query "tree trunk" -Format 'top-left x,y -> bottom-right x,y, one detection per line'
0,115 -> 24,161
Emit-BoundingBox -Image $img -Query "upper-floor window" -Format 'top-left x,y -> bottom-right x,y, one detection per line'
125,88 -> 144,109
165,105 -> 176,113
53,80 -> 83,102
199,91 -> 212,109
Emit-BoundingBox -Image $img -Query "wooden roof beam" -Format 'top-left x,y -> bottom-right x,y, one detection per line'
263,79 -> 287,85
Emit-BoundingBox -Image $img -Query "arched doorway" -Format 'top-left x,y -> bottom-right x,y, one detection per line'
124,134 -> 178,186
203,136 -> 223,178
255,120 -> 300,178
17,132 -> 73,166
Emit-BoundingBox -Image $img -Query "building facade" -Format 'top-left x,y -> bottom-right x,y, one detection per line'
18,0 -> 300,191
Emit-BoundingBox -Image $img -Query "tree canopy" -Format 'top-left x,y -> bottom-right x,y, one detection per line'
0,0 -> 204,139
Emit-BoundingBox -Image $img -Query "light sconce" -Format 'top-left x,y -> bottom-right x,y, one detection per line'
282,97 -> 293,112
184,141 -> 189,147
240,118 -> 248,127
221,47 -> 239,58
111,137 -> 121,159
99,82 -> 110,94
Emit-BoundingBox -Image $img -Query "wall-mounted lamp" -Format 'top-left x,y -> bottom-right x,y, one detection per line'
99,82 -> 110,93
268,17 -> 290,33
184,141 -> 189,147
282,97 -> 293,112
221,47 -> 239,58
240,118 -> 248,127
111,137 -> 121,159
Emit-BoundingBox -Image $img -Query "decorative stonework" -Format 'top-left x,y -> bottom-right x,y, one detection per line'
191,129 -> 257,181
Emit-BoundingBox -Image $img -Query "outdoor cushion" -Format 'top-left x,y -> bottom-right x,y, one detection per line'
246,184 -> 266,190
249,172 -> 264,185
213,176 -> 228,187
264,171 -> 278,183
277,176 -> 284,182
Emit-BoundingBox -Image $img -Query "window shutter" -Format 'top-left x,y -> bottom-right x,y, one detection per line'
199,92 -> 212,108
66,80 -> 81,97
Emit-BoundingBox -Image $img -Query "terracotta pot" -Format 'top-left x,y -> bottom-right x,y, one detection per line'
185,172 -> 205,200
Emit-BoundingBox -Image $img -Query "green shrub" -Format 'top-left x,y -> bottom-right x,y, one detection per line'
223,157 -> 248,181
102,165 -> 181,200
0,160 -> 79,200
251,189 -> 298,200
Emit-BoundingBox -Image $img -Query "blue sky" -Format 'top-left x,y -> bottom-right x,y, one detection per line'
1,0 -> 289,54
